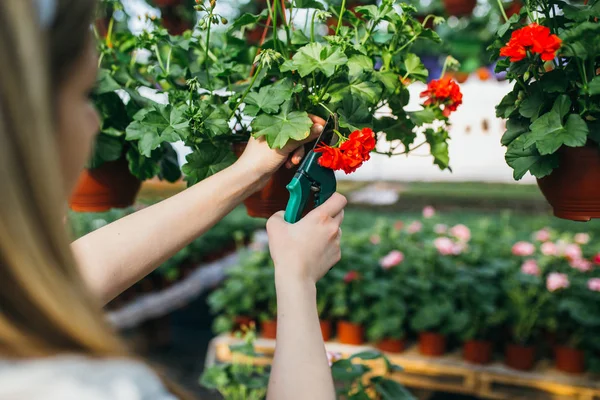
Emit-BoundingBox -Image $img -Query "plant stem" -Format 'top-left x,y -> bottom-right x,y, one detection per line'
496,0 -> 509,22
204,7 -> 214,90
311,9 -> 318,42
318,102 -> 335,117
153,44 -> 166,73
229,65 -> 263,120
335,0 -> 347,36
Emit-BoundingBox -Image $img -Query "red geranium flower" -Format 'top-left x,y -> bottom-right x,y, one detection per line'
343,270 -> 359,283
594,253 -> 600,265
420,77 -> 463,117
500,23 -> 562,63
315,128 -> 376,174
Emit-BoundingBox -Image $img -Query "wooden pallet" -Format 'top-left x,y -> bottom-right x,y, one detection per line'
206,335 -> 600,400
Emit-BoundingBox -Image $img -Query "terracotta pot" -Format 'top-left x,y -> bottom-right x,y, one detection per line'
233,316 -> 255,334
555,345 -> 585,374
476,66 -> 491,81
261,319 -> 278,339
320,320 -> 333,342
418,332 -> 447,356
376,338 -> 406,353
233,143 -> 312,219
505,343 -> 536,371
337,321 -> 364,345
463,340 -> 493,365
443,0 -> 477,16
536,145 -> 600,221
69,158 -> 141,212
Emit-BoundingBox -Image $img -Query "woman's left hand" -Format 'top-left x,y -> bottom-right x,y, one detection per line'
235,114 -> 326,184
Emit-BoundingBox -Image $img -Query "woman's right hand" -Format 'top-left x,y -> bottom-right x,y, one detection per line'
266,193 -> 347,284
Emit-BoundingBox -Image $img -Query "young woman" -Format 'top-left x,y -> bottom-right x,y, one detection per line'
0,0 -> 345,398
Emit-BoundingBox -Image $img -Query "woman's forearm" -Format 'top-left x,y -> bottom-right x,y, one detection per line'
267,274 -> 335,400
71,161 -> 264,304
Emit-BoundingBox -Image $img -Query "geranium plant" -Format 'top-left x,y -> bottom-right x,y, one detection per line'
121,0 -> 461,184
492,0 -> 600,180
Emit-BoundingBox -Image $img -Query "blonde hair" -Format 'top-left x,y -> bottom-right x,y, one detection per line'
0,1 -> 192,397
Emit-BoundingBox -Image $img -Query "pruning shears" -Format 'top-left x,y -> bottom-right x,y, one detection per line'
284,115 -> 338,223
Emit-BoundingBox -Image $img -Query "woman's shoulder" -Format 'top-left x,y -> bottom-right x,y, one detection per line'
0,355 -> 177,400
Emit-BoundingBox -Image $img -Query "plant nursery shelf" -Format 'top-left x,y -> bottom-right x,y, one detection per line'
206,335 -> 600,400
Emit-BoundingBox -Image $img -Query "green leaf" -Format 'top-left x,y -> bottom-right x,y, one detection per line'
337,96 -> 372,131
552,95 -> 572,119
95,69 -> 121,95
291,29 -> 310,45
505,137 -> 559,180
540,70 -> 568,94
496,90 -> 519,118
403,53 -> 428,81
498,14 -> 520,37
519,87 -> 544,120
88,134 -> 124,169
501,118 -> 529,146
374,71 -> 400,94
251,102 -> 313,148
200,365 -> 230,389
126,104 -> 190,157
293,0 -> 325,9
182,142 -> 236,185
409,109 -> 437,125
375,116 -> 415,143
347,55 -> 374,81
329,81 -> 382,104
229,12 -> 263,31
291,43 -> 348,78
159,143 -> 182,183
589,76 -> 600,96
525,110 -> 588,155
245,87 -> 286,116
126,147 -> 160,181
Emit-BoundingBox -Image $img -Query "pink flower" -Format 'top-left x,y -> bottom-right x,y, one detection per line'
587,278 -> 600,292
512,241 -> 535,257
521,259 -> 540,276
380,250 -> 404,270
534,228 -> 551,242
594,253 -> 600,265
564,244 -> 582,260
434,237 -> 456,256
574,233 -> 590,245
423,206 -> 436,219
452,242 -> 467,255
370,235 -> 381,245
407,221 -> 423,234
540,242 -> 557,256
547,272 -> 570,292
570,258 -> 593,272
434,224 -> 448,234
394,221 -> 404,231
344,271 -> 359,283
450,224 -> 471,242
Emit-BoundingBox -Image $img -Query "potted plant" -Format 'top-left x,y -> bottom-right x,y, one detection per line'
316,275 -> 335,342
331,351 -> 415,399
493,0 -> 600,221
200,328 -> 270,400
544,272 -> 600,374
152,0 -> 460,218
365,278 -> 409,353
443,0 -> 477,17
257,263 -> 278,340
208,251 -> 272,334
502,269 -> 551,371
455,264 -> 508,364
72,8 -> 183,212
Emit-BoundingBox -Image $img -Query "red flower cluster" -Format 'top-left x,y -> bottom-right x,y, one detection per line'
499,23 -> 562,62
343,270 -> 359,283
420,77 -> 463,117
594,253 -> 600,265
315,128 -> 376,174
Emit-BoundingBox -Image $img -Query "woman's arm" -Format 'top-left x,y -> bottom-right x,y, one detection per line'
72,117 -> 325,304
265,195 -> 346,400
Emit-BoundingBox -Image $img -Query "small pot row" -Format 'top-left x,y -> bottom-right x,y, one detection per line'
234,318 -> 586,375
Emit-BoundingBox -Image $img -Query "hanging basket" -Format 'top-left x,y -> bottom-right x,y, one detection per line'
536,145 -> 600,221
443,0 -> 477,16
69,158 -> 141,212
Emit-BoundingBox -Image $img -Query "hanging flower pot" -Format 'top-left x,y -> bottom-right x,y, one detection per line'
418,332 -> 447,356
554,345 -> 585,374
463,340 -> 493,365
536,145 -> 600,221
376,338 -> 406,353
261,319 -> 278,339
337,321 -> 364,345
233,142 -> 312,219
320,320 -> 333,342
443,0 -> 477,16
69,158 -> 141,212
505,343 -> 536,371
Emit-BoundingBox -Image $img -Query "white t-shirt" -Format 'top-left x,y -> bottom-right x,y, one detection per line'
0,356 -> 177,400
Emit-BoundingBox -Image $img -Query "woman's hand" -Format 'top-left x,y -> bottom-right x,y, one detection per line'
235,114 -> 326,186
266,193 -> 346,284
